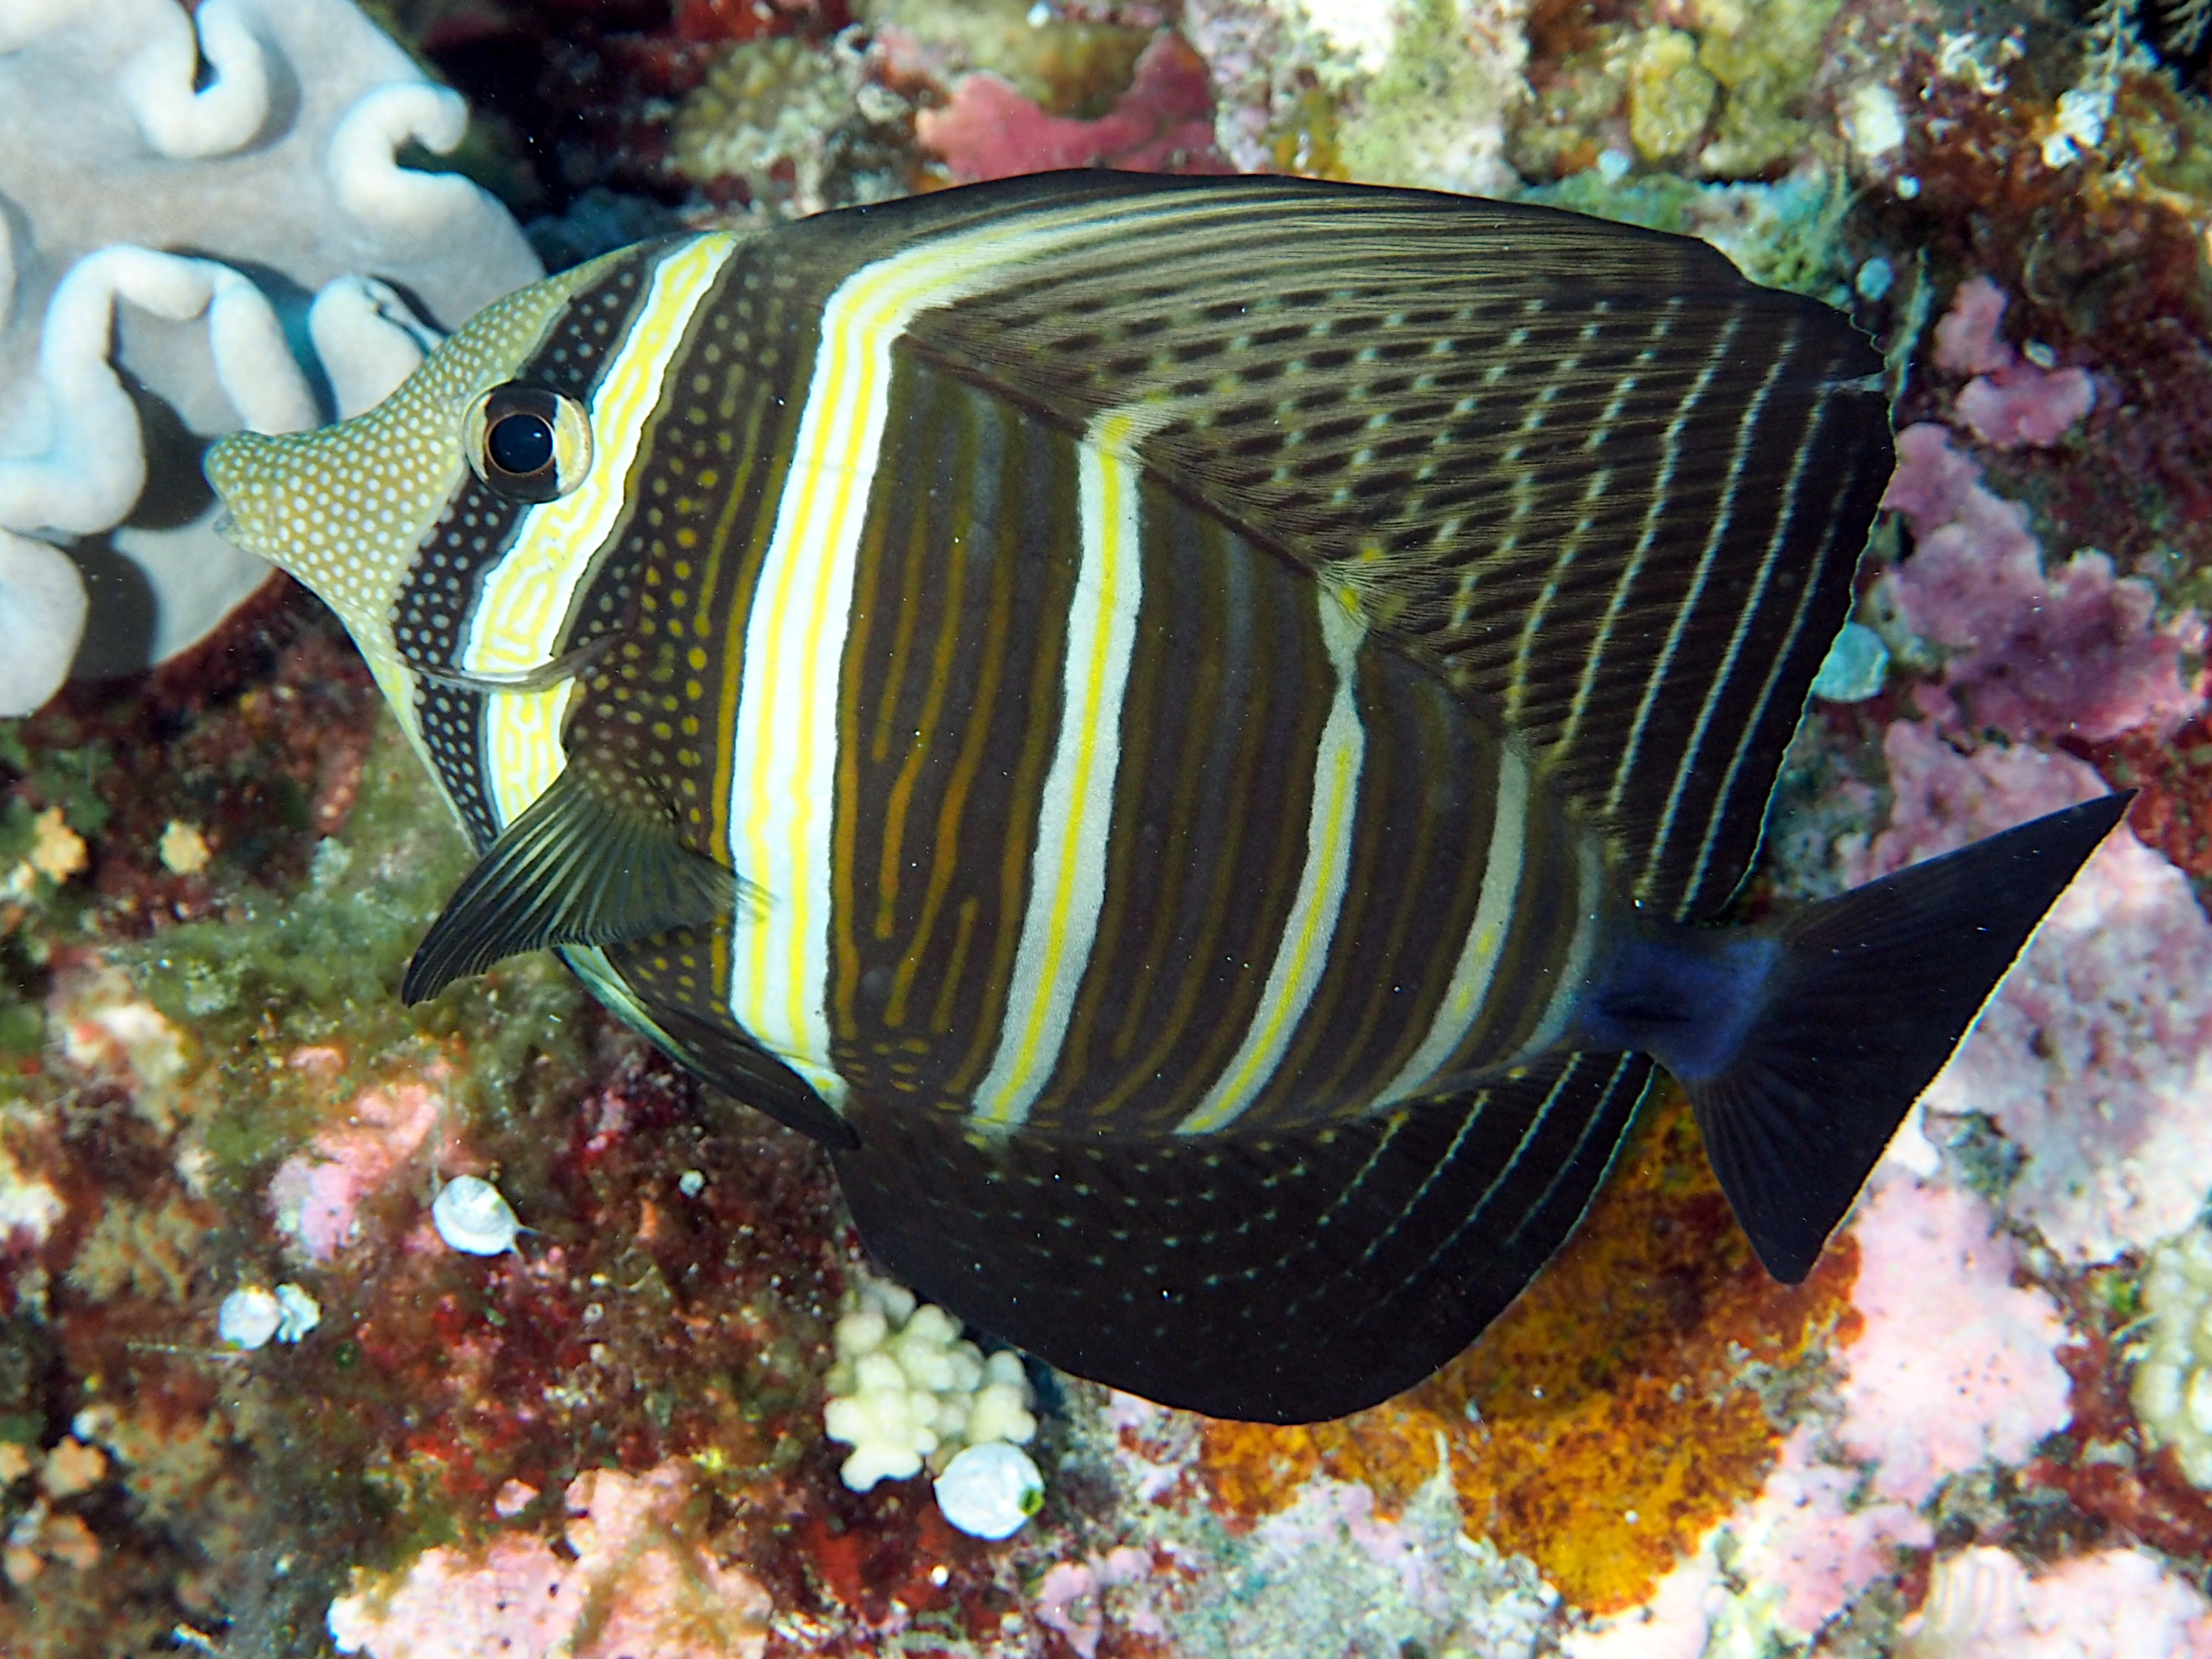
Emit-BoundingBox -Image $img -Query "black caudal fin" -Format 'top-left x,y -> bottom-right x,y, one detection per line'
1689,791 -> 2134,1283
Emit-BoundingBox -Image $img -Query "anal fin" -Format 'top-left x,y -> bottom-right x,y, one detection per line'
834,1053 -> 1652,1422
403,763 -> 754,1005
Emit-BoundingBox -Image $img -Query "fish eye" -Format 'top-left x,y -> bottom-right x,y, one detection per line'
461,383 -> 592,503
489,409 -> 553,475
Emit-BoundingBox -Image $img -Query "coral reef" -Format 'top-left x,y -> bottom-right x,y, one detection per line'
0,0 -> 539,710
1894,1544 -> 2212,1659
1834,1177 -> 2071,1508
671,33 -> 914,215
917,31 -> 1230,181
1844,723 -> 2212,1266
2134,1226 -> 2212,1489
1879,423 -> 2203,745
819,1275 -> 1038,1492
6,0 -> 2212,1655
327,1461 -> 773,1659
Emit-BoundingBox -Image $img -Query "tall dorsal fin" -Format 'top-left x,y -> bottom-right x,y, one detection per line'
803,172 -> 1893,921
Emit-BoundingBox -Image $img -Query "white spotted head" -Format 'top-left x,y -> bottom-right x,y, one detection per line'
200,252 -> 622,700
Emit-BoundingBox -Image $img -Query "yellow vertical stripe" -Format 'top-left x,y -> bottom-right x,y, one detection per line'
1175,588 -> 1369,1135
466,234 -> 737,828
725,212 -> 1202,1107
1516,838 -> 1606,1062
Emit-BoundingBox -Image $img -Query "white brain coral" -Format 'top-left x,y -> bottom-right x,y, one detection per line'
822,1276 -> 1037,1493
0,0 -> 538,714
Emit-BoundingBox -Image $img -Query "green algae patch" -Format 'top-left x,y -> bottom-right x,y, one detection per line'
1338,0 -> 1523,192
1529,164 -> 1854,304
1629,29 -> 1717,164
1694,0 -> 1845,178
116,709 -> 588,1184
125,711 -> 465,1029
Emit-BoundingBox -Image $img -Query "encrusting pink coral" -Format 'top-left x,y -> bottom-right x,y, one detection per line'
1879,423 -> 2205,744
1563,1426 -> 1928,1658
1566,1171 -> 2074,1656
1834,1176 -> 2072,1506
326,1461 -> 770,1659
1931,276 -> 2097,449
1845,723 -> 2212,1262
1728,1426 -> 1930,1636
267,1074 -> 449,1262
916,32 -> 1229,181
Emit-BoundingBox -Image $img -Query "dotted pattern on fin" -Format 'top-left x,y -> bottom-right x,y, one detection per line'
834,1049 -> 1654,1422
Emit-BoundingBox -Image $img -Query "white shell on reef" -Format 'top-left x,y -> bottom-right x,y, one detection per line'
218,1286 -> 283,1350
273,1282 -> 321,1342
221,1281 -> 320,1347
933,1441 -> 1043,1540
433,1174 -> 520,1255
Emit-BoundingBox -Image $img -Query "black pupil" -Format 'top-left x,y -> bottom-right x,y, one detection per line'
488,412 -> 555,476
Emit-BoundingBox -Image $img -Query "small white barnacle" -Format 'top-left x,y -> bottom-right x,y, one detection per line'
934,1441 -> 1045,1540
218,1286 -> 283,1350
432,1174 -> 522,1256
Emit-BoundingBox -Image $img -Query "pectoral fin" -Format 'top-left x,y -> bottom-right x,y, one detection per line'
403,764 -> 751,1005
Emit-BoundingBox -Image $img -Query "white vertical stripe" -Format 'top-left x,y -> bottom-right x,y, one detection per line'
1373,744 -> 1529,1105
468,234 -> 737,829
968,407 -> 1154,1127
723,215 -> 1182,1107
1176,589 -> 1369,1136
1515,837 -> 1607,1062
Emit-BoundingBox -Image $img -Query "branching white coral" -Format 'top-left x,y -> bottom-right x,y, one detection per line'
0,0 -> 538,711
821,1276 -> 1037,1492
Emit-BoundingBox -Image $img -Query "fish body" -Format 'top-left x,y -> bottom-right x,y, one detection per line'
208,173 -> 2127,1422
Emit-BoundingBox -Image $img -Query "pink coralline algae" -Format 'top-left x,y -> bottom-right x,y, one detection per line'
1565,1427 -> 1928,1658
326,1461 -> 770,1659
1834,1176 -> 2073,1506
1734,1428 -> 1928,1635
267,1070 -> 450,1262
1035,1546 -> 1163,1659
1880,423 -> 2205,744
1897,1545 -> 2212,1659
916,32 -> 1229,181
1931,276 -> 2098,450
1846,720 -> 2212,1263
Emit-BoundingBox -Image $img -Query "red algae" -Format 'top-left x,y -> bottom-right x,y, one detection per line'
2074,716 -> 2212,896
917,33 -> 1230,182
2025,1265 -> 2212,1562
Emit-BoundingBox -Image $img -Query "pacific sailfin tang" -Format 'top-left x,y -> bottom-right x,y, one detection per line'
206,173 -> 2128,1423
